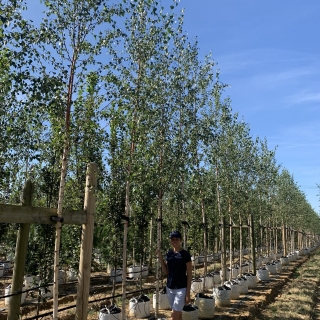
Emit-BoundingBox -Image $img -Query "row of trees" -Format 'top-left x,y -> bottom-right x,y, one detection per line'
1,0 -> 319,283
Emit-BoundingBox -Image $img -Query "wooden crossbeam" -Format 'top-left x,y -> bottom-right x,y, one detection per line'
0,204 -> 86,225
229,225 -> 250,229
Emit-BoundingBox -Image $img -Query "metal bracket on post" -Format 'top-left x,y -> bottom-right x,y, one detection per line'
50,216 -> 64,223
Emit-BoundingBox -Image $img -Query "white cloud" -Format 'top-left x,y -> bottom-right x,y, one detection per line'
284,91 -> 320,106
247,68 -> 315,89
280,121 -> 320,138
215,48 -> 319,75
284,143 -> 320,149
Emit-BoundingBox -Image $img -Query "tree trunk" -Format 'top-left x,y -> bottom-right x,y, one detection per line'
282,222 -> 287,257
148,218 -> 153,269
239,215 -> 243,276
229,216 -> 233,280
221,216 -> 227,283
8,180 -> 33,320
53,50 -> 76,319
155,192 -> 163,319
250,213 -> 256,275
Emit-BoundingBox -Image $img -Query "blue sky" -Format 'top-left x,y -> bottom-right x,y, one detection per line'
180,0 -> 320,212
23,0 -> 319,212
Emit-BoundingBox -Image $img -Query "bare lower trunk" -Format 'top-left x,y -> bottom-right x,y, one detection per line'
229,216 -> 232,280
53,143 -> 69,318
282,221 -> 287,257
53,49 -> 76,319
201,197 -> 207,291
155,192 -> 163,319
239,215 -> 243,275
121,180 -> 130,320
148,218 -> 153,269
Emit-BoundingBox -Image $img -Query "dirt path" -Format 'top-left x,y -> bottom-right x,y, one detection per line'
0,250 -> 318,319
314,295 -> 320,320
253,248 -> 320,320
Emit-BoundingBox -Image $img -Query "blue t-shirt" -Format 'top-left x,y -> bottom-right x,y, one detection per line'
166,249 -> 191,289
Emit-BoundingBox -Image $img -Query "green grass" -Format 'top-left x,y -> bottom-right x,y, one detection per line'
257,250 -> 320,320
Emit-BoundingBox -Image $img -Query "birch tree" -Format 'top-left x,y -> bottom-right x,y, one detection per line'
36,0 -> 125,316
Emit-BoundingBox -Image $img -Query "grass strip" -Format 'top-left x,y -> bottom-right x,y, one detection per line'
257,251 -> 320,320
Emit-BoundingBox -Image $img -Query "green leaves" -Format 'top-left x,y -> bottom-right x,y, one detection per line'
1,0 -> 319,269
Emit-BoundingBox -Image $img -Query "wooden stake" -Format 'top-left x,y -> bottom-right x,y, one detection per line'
201,198 -> 208,291
75,163 -> 97,320
239,215 -> 243,275
250,213 -> 256,275
148,218 -> 153,269
259,216 -> 263,255
0,205 -> 86,225
155,210 -> 162,319
221,217 -> 227,283
275,219 -> 278,254
266,220 -> 269,257
282,222 -> 287,256
8,180 -> 34,320
229,216 -> 233,280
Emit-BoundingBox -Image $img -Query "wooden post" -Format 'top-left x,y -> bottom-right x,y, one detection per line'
272,221 -> 275,254
229,216 -> 232,280
266,220 -> 269,257
298,229 -> 302,250
8,180 -> 34,320
148,218 -> 153,268
275,219 -> 278,254
259,216 -> 263,256
247,216 -> 250,266
290,228 -> 294,253
201,198 -> 208,291
282,222 -> 287,257
250,213 -> 256,275
239,215 -> 243,275
221,216 -> 227,283
75,163 -> 97,320
214,224 -> 218,254
155,211 -> 163,319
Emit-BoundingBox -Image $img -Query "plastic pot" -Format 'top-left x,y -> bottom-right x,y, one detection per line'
182,304 -> 199,320
194,293 -> 215,318
5,284 -> 27,305
224,281 -> 240,300
191,278 -> 203,294
99,305 -> 122,320
266,263 -> 277,275
153,287 -> 170,310
129,294 -> 150,318
212,285 -> 231,307
257,268 -> 269,281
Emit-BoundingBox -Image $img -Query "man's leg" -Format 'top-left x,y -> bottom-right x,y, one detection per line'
171,310 -> 182,320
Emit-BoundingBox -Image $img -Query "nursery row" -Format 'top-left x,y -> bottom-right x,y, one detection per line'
98,245 -> 318,319
2,1 -> 320,305
0,243 -> 315,319
2,0 -> 320,319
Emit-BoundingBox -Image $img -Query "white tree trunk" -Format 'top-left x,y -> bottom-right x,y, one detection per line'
53,143 -> 69,319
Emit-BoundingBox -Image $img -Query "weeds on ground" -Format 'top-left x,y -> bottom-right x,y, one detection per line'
257,253 -> 320,320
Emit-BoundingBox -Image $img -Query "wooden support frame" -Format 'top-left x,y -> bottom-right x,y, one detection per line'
75,163 -> 97,319
0,205 -> 86,225
229,225 -> 250,229
1,162 -> 97,320
8,180 -> 34,320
